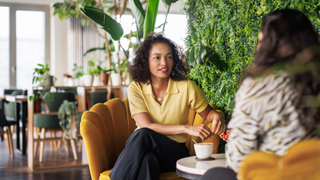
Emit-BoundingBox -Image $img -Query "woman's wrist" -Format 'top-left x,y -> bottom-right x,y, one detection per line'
184,125 -> 190,134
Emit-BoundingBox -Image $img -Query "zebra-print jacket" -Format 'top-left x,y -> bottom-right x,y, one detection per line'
226,73 -> 316,173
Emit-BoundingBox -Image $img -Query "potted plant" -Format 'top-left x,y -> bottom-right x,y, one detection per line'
58,100 -> 78,141
72,63 -> 83,86
83,59 -> 95,86
32,62 -> 54,86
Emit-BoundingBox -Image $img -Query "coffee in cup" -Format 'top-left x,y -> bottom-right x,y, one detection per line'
194,143 -> 213,159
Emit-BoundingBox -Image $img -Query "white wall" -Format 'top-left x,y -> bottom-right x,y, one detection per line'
50,11 -> 69,86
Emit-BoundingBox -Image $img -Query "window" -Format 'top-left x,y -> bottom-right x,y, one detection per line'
0,3 -> 50,93
0,6 -> 10,93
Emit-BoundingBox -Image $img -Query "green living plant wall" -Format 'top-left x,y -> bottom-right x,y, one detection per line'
184,0 -> 320,119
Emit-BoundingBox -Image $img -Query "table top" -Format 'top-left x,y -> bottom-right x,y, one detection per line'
176,154 -> 226,176
5,95 -> 28,102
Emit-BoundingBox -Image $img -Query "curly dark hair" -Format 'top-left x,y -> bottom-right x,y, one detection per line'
129,33 -> 189,84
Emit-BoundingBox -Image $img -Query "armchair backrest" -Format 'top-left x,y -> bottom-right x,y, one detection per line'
239,139 -> 320,180
80,98 -> 222,180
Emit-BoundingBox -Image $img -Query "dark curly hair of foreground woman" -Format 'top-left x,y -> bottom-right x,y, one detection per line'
129,33 -> 189,84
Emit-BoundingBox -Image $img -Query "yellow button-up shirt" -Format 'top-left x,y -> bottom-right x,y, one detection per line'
128,78 -> 208,143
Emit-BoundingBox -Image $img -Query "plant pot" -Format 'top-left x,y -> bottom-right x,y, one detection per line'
111,73 -> 121,86
41,75 -> 54,86
100,72 -> 110,86
92,74 -> 100,86
34,98 -> 41,113
83,74 -> 93,86
63,77 -> 73,86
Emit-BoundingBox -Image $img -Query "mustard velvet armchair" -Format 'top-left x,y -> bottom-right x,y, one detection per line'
80,98 -> 224,180
239,139 -> 320,180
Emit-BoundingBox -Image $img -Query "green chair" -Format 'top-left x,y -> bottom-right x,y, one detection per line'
87,91 -> 115,109
3,90 -> 24,120
33,92 -> 78,162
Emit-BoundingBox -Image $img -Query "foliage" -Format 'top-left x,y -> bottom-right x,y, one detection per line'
32,62 -> 51,85
58,100 -> 78,140
129,0 -> 179,41
80,6 -> 124,40
188,45 -> 228,71
72,63 -> 84,79
53,0 -> 98,26
87,59 -> 103,75
184,0 -> 320,119
83,40 -> 115,56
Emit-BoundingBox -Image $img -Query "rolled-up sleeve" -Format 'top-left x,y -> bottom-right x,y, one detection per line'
188,80 -> 209,113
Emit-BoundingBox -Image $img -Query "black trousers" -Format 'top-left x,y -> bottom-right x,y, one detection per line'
197,167 -> 237,180
109,128 -> 189,180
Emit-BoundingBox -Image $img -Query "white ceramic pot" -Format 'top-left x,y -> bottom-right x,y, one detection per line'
92,74 -> 100,86
111,73 -> 120,86
63,77 -> 73,86
83,74 -> 93,86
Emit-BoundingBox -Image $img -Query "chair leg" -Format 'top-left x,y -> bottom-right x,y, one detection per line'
78,138 -> 82,153
33,127 -> 40,158
5,128 -> 11,154
51,131 -> 59,152
39,128 -> 46,163
6,127 -> 14,158
49,131 -> 54,148
56,131 -> 62,151
64,139 -> 70,156
70,139 -> 78,160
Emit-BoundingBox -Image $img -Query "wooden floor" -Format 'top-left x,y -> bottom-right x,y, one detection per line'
0,133 -> 92,180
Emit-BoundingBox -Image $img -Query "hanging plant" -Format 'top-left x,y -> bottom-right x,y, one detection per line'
58,100 -> 78,141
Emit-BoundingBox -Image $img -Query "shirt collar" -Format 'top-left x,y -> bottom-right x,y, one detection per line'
142,77 -> 179,95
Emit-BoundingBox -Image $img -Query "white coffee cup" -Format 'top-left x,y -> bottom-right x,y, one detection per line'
194,143 -> 213,159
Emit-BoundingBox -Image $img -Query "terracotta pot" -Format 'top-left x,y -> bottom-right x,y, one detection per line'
34,98 -> 41,113
100,72 -> 110,86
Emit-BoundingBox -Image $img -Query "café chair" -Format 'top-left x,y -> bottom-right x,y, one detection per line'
87,90 -> 115,109
239,139 -> 320,180
3,90 -> 24,122
0,109 -> 16,157
33,92 -> 78,162
80,98 -> 224,180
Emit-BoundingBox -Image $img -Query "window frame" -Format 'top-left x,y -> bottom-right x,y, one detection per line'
0,3 -> 50,88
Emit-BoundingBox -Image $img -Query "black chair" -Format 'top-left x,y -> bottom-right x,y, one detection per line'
0,109 -> 16,157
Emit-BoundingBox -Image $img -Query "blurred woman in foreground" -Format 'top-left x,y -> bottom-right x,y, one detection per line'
200,9 -> 320,180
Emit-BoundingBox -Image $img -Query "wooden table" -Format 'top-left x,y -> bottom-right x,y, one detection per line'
176,154 -> 226,180
6,95 -> 28,155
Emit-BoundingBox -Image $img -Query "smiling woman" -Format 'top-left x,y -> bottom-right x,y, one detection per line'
107,33 -> 226,180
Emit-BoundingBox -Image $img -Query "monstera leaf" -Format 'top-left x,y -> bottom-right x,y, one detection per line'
80,6 -> 123,40
188,45 -> 228,71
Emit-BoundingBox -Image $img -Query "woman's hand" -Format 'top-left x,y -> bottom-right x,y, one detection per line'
186,124 -> 212,140
210,112 -> 226,136
199,105 -> 227,136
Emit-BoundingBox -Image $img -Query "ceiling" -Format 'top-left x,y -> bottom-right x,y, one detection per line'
0,0 -> 187,14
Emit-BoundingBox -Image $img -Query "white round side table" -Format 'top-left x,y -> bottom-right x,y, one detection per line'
176,154 -> 226,180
